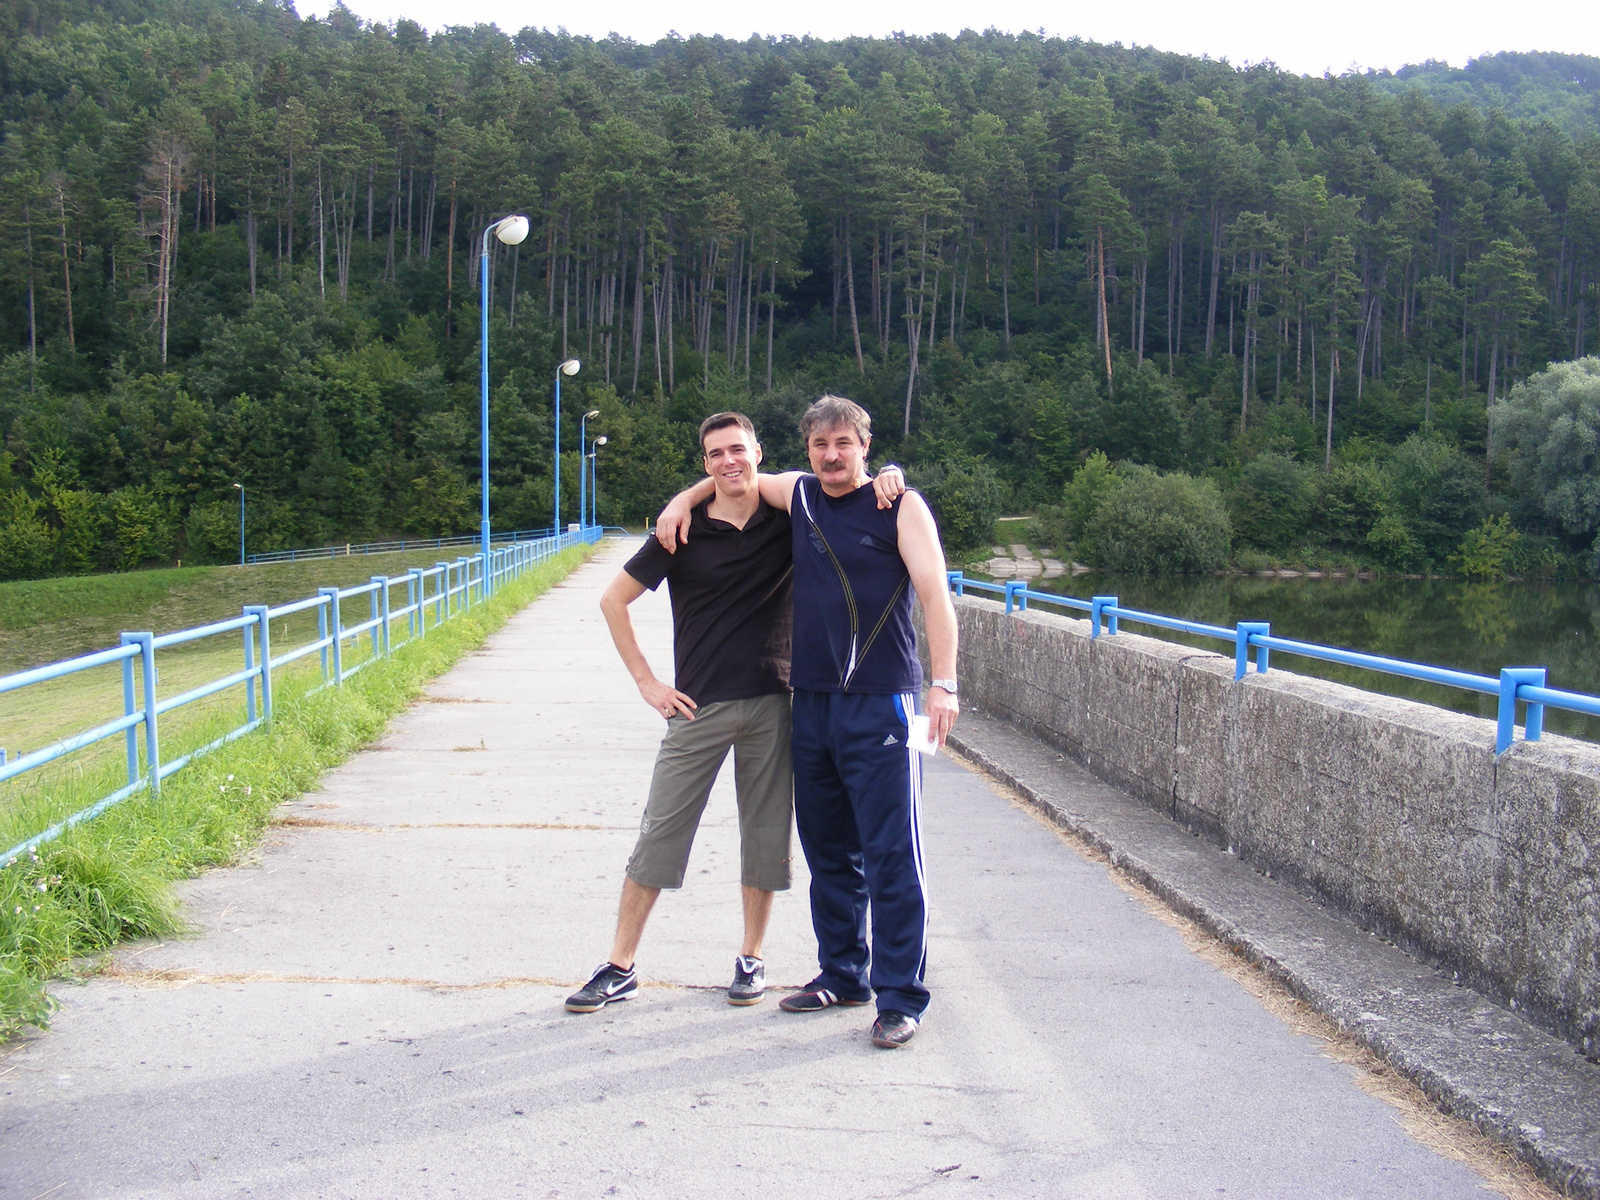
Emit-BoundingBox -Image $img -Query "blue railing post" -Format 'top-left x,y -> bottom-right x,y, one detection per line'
1004,580 -> 1027,613
243,609 -> 257,723
376,578 -> 392,657
120,634 -> 141,789
946,570 -> 965,597
1090,595 -> 1119,638
317,597 -> 330,682
244,606 -> 272,721
320,588 -> 343,684
1497,667 -> 1547,753
128,632 -> 159,794
437,562 -> 451,620
1235,622 -> 1271,680
410,568 -> 425,637
457,557 -> 472,610
1525,670 -> 1547,741
368,579 -> 382,658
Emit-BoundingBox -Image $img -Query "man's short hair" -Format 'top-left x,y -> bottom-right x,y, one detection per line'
800,395 -> 872,444
699,411 -> 757,451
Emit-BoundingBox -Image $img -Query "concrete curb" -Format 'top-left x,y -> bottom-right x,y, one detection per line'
949,709 -> 1600,1199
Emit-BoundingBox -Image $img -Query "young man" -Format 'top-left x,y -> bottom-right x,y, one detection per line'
656,395 -> 958,1049
567,412 -> 903,1013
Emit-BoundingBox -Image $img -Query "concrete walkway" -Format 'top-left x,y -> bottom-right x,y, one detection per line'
1,541 -> 1498,1199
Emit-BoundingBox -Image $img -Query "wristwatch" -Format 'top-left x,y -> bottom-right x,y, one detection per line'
930,678 -> 958,694
881,462 -> 903,474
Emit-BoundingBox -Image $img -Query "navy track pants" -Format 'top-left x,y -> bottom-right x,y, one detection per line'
791,689 -> 929,1019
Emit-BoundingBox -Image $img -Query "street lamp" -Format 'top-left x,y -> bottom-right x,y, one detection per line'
479,213 -> 530,593
578,409 -> 600,531
553,357 -> 581,533
588,435 -> 608,529
232,483 -> 244,566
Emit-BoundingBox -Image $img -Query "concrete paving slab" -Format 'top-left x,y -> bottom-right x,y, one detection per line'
0,540 -> 1502,1198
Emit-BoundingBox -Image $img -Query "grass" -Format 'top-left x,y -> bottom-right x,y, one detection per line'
0,550 -> 495,796
0,549 -> 489,675
0,543 -> 594,1039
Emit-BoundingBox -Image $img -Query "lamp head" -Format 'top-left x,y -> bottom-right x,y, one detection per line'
583,409 -> 600,421
594,436 -> 608,447
495,215 -> 530,245
559,358 -> 582,376
232,482 -> 243,490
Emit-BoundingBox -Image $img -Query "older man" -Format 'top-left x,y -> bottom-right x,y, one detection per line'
658,395 -> 958,1048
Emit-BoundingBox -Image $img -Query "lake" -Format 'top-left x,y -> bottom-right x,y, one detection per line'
971,570 -> 1600,744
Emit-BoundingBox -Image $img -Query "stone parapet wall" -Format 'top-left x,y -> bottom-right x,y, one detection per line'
933,596 -> 1600,1055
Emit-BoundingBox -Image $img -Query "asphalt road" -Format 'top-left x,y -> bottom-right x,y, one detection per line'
0,539 -> 1494,1199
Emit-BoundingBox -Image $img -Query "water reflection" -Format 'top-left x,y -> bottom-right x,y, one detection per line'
983,571 -> 1600,743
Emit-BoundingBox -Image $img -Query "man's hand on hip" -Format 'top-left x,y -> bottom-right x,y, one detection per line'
639,676 -> 698,720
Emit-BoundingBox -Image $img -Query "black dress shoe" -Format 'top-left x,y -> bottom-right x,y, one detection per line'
870,1010 -> 918,1048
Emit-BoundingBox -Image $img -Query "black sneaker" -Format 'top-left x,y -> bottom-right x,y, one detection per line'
565,962 -> 638,1012
727,955 -> 766,1006
778,977 -> 871,1013
870,1010 -> 918,1048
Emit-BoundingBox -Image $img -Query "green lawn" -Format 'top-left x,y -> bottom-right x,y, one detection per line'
0,549 -> 487,675
1,551 -> 486,810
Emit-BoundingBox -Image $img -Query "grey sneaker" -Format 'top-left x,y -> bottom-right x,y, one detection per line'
727,955 -> 766,1006
565,962 -> 638,1012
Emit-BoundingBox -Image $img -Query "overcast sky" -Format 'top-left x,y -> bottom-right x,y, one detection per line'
298,0 -> 1594,78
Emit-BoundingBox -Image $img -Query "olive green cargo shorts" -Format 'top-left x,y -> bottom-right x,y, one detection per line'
624,692 -> 793,892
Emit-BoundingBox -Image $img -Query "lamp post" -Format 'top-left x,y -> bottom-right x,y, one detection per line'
553,358 -> 581,533
577,409 -> 600,530
232,483 -> 244,566
479,213 -> 530,594
588,435 -> 608,529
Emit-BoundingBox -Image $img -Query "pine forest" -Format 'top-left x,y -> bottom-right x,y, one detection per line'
4,0 -> 1600,577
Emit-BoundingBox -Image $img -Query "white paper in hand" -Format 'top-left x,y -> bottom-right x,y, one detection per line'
907,713 -> 938,757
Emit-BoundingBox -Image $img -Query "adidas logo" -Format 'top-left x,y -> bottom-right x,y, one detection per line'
883,734 -> 899,745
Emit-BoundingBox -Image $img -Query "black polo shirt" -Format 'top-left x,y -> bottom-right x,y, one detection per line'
624,498 -> 793,704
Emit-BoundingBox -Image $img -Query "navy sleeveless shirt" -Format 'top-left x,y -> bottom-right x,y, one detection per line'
789,475 -> 922,694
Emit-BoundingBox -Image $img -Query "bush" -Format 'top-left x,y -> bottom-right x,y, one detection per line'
1492,356 -> 1600,549
108,487 -> 175,570
0,492 -> 55,581
1060,451 -> 1121,543
1229,453 -> 1315,551
1385,434 -> 1488,562
1081,468 -> 1232,573
1313,459 -> 1389,552
1454,514 -> 1521,580
1366,513 -> 1424,570
914,457 -> 1005,552
183,500 -> 243,564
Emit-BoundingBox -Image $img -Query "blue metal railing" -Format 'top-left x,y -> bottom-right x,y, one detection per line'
1,529 -> 601,865
243,526 -> 564,566
947,571 -> 1590,756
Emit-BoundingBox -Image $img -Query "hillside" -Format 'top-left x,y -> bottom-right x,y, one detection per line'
1371,51 -> 1600,138
1,1 -> 1598,578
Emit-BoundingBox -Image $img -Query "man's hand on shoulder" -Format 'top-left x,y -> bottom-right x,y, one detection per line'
654,492 -> 698,553
872,463 -> 906,509
639,676 -> 698,720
